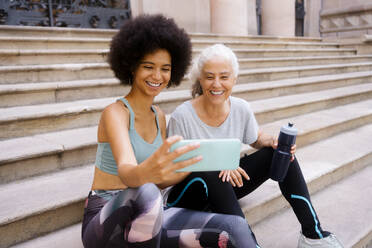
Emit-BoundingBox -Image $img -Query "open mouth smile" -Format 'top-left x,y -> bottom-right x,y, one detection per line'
146,81 -> 162,87
210,90 -> 224,95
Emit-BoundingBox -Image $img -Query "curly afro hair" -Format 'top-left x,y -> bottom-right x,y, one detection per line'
108,14 -> 192,87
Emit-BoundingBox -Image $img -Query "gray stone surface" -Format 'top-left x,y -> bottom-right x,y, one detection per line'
252,164 -> 372,248
240,123 -> 372,225
1,25 -> 371,247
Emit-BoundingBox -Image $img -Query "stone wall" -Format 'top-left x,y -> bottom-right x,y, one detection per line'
321,0 -> 372,39
130,0 -> 211,33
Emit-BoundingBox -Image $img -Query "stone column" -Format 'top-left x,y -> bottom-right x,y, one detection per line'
247,0 -> 258,35
210,0 -> 248,35
304,0 -> 321,37
261,0 -> 295,36
130,0 -> 144,16
130,0 -> 210,33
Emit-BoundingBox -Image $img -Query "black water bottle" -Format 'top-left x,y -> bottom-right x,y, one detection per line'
270,122 -> 298,182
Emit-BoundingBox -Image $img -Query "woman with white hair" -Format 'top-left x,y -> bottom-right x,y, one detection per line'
166,44 -> 343,247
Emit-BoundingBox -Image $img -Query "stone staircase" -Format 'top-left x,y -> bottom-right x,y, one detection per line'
0,25 -> 371,248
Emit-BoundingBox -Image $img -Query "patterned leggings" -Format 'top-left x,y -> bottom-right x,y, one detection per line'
82,183 -> 259,248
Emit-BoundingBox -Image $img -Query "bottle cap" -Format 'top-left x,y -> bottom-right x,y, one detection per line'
280,122 -> 298,136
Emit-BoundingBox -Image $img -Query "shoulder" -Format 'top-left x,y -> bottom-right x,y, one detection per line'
230,96 -> 252,111
170,100 -> 192,119
98,100 -> 130,141
101,101 -> 130,126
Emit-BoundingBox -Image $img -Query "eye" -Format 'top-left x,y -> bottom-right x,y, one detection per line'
162,67 -> 171,72
143,65 -> 153,70
221,76 -> 229,80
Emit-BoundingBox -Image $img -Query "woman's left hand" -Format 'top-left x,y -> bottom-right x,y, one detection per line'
290,144 -> 296,161
271,136 -> 296,162
219,167 -> 250,187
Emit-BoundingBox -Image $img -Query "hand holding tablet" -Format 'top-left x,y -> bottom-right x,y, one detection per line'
170,139 -> 241,172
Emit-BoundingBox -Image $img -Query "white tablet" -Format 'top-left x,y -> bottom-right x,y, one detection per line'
170,139 -> 241,172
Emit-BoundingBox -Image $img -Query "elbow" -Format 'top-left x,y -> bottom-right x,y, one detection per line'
117,163 -> 145,188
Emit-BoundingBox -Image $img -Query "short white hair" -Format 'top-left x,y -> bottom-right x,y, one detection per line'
189,44 -> 239,97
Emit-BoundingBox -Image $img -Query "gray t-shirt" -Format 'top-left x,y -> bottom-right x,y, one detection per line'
167,96 -> 258,145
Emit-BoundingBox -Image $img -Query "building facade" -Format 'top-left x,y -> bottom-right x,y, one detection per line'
131,0 -> 372,40
1,0 -> 371,40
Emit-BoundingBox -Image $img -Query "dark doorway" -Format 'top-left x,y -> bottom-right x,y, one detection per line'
295,0 -> 305,36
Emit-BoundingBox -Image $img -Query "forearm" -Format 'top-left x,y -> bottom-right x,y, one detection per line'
117,163 -> 148,188
251,130 -> 275,149
157,172 -> 190,189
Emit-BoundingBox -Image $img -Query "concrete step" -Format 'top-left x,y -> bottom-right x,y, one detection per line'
0,49 -> 109,66
10,223 -> 83,248
0,25 -> 117,39
1,82 -> 372,140
1,98 -> 371,184
237,62 -> 372,83
0,36 -> 338,51
0,78 -> 127,107
192,40 -> 340,49
239,55 -> 372,69
9,167 -> 372,248
193,48 -> 356,58
233,71 -> 372,102
0,37 -> 111,50
0,63 -> 114,84
0,48 -> 368,68
251,164 -> 372,248
0,25 -> 322,43
249,82 -> 372,125
0,165 -> 93,248
241,123 -> 372,227
2,60 -> 370,85
0,126 -> 97,184
190,33 -> 323,43
2,70 -> 371,108
3,122 -> 372,248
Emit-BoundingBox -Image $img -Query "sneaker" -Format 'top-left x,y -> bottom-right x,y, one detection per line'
297,233 -> 344,248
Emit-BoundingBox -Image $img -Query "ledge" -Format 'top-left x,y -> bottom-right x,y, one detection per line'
321,3 -> 372,17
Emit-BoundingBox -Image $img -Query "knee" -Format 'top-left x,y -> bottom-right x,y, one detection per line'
135,183 -> 162,204
221,216 -> 257,246
114,183 -> 162,210
226,215 -> 249,230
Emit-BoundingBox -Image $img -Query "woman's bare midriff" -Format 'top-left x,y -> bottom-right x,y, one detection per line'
91,167 -> 128,191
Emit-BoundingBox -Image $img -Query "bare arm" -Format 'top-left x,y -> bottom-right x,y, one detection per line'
250,129 -> 296,160
102,103 -> 198,188
153,106 -> 190,189
101,102 -> 143,187
250,130 -> 277,150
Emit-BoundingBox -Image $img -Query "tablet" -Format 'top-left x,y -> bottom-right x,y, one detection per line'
170,139 -> 241,172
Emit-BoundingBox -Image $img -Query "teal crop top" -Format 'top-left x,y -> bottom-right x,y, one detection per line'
95,98 -> 163,175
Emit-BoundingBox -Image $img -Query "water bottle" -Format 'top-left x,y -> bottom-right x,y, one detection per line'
270,122 -> 298,182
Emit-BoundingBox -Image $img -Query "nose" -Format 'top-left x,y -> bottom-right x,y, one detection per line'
152,68 -> 162,81
212,78 -> 222,87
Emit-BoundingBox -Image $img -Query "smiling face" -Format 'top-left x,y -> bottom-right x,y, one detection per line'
132,49 -> 171,97
199,57 -> 236,105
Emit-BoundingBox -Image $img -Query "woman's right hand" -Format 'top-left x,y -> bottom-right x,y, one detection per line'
141,135 -> 202,185
219,167 -> 250,187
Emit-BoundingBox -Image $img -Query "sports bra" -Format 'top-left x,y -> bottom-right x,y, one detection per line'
95,98 -> 163,175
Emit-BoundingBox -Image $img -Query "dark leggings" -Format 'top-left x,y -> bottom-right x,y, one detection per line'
82,183 -> 259,248
167,147 -> 329,239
